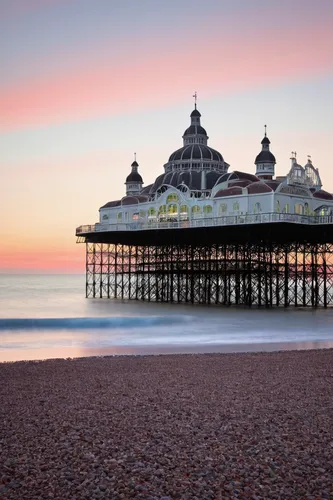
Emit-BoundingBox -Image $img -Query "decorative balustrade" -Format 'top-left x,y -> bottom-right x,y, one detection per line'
76,213 -> 333,235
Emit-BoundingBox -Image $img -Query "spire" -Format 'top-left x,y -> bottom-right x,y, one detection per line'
183,98 -> 208,145
193,91 -> 197,109
255,127 -> 276,180
131,152 -> 138,168
290,151 -> 297,165
126,154 -> 143,195
261,125 -> 270,146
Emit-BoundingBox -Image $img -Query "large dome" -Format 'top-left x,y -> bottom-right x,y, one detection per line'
169,144 -> 223,162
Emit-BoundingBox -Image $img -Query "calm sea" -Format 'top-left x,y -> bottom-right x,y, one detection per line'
0,274 -> 333,362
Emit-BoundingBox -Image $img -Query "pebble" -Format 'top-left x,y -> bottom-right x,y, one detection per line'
0,351 -> 332,499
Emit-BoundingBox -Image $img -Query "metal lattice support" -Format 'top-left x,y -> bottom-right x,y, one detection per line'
85,242 -> 333,307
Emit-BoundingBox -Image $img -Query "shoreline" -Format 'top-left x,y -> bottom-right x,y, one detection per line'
1,349 -> 333,498
1,339 -> 333,364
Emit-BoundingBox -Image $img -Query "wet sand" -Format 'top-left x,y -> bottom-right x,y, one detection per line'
0,350 -> 333,499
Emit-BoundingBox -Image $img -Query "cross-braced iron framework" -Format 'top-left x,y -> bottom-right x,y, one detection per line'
85,241 -> 333,307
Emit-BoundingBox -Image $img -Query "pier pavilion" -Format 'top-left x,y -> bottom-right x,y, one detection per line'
76,101 -> 333,307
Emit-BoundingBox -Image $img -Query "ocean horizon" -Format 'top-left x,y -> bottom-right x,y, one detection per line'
1,273 -> 333,362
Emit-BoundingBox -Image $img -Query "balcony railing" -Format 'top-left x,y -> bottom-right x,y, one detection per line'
76,213 -> 333,235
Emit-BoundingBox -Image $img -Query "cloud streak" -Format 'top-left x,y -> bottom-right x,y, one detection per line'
1,21 -> 333,131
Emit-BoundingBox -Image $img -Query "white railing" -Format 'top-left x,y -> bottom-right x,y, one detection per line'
76,213 -> 333,235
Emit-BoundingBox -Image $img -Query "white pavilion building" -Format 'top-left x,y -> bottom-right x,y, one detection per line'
95,103 -> 333,231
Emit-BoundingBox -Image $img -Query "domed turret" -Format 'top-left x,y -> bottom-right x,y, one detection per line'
162,93 -> 229,192
125,155 -> 143,195
255,126 -> 276,180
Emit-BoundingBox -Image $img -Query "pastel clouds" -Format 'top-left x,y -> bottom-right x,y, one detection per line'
2,21 -> 333,131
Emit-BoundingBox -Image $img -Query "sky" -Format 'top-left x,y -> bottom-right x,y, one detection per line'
1,0 -> 333,273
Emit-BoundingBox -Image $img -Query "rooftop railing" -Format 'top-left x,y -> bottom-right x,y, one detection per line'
76,212 -> 333,235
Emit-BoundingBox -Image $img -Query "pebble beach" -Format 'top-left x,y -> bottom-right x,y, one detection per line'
0,350 -> 333,499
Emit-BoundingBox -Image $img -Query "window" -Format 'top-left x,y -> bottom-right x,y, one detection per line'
304,203 -> 310,215
254,202 -> 261,213
139,210 -> 146,218
275,200 -> 280,213
167,193 -> 179,203
219,203 -> 227,215
233,201 -> 240,212
180,205 -> 188,214
102,214 -> 108,220
148,207 -> 156,216
158,205 -> 166,214
117,212 -> 122,221
283,204 -> 289,213
192,205 -> 201,213
168,204 -> 178,215
203,205 -> 213,214
295,204 -> 304,214
318,206 -> 329,215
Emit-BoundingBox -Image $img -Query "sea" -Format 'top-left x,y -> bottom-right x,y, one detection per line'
1,274 -> 333,362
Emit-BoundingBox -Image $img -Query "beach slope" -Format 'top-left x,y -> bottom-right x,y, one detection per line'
0,350 -> 332,499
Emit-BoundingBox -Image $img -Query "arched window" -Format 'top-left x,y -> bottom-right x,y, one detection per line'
158,205 -> 167,215
295,204 -> 304,214
283,204 -> 289,213
168,204 -> 178,215
102,214 -> 109,220
319,206 -> 329,215
276,200 -> 280,213
180,205 -> 188,214
254,202 -> 261,213
304,203 -> 310,215
192,205 -> 201,213
117,212 -> 122,221
148,207 -> 156,217
139,210 -> 146,218
203,205 -> 213,214
219,203 -> 227,215
233,201 -> 240,212
166,193 -> 179,203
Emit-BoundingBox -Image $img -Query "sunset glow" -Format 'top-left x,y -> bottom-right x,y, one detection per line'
1,0 -> 333,272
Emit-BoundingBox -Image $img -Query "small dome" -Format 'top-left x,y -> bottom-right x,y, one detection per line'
247,182 -> 273,194
214,186 -> 243,198
190,108 -> 201,117
183,125 -> 207,136
100,199 -> 121,209
261,136 -> 270,145
126,171 -> 143,183
168,144 -> 223,162
313,190 -> 333,200
255,150 -> 276,164
131,160 -> 139,167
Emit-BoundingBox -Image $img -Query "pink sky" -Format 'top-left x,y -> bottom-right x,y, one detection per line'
2,22 -> 333,131
1,0 -> 333,273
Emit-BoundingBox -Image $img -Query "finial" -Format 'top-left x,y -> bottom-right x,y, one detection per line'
193,91 -> 197,109
264,124 -> 267,137
307,155 -> 312,162
134,152 -> 136,161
